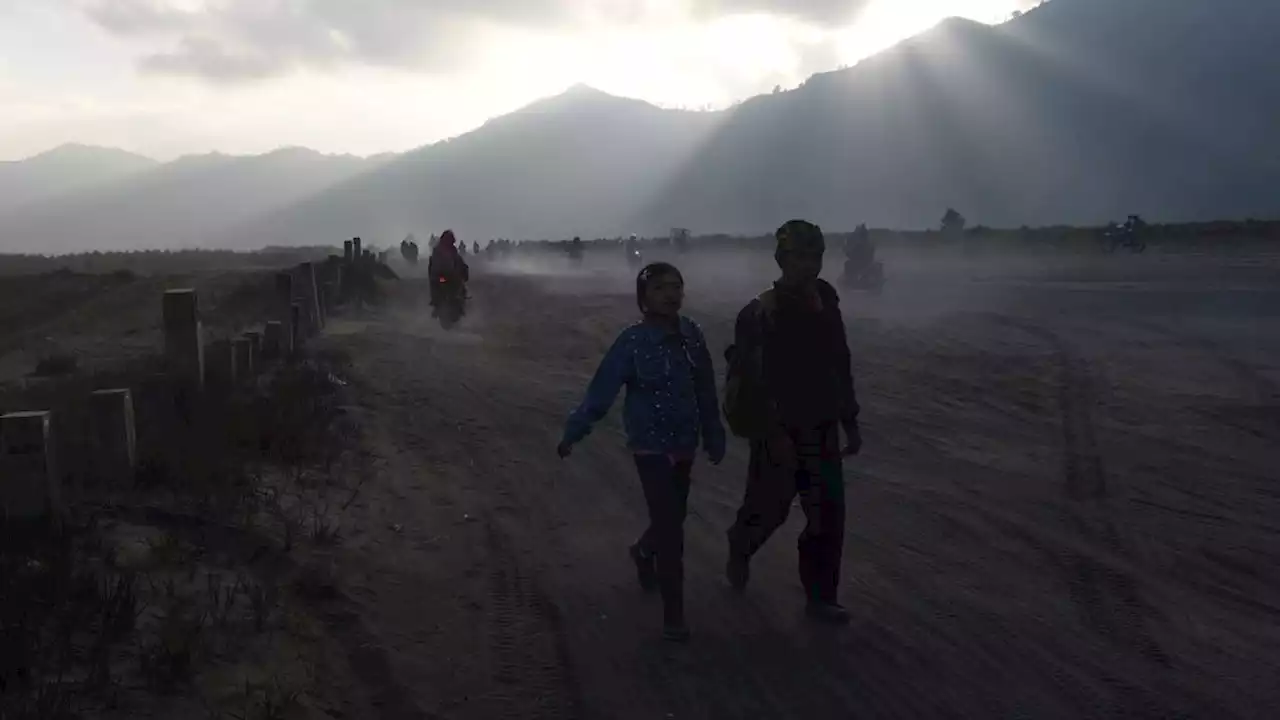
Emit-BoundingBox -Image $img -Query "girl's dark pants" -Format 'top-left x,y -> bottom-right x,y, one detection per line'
634,454 -> 693,625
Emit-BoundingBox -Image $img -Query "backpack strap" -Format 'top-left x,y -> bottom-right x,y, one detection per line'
756,288 -> 778,329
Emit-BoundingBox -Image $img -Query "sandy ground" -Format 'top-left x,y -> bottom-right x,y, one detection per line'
317,248 -> 1280,719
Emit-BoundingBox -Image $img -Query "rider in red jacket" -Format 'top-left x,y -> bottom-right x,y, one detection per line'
428,230 -> 470,313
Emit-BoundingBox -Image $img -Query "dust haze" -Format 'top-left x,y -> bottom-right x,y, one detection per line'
318,234 -> 1279,718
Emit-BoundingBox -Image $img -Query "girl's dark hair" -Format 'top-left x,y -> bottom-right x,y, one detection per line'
636,262 -> 684,312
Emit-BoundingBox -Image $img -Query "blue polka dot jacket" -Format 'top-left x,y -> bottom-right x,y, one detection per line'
562,317 -> 727,461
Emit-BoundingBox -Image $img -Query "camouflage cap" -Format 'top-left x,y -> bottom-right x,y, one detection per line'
775,219 -> 825,253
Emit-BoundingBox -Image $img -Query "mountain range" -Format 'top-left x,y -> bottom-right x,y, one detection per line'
1,0 -> 1276,254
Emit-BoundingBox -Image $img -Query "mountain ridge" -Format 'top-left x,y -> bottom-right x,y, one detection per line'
2,0 -> 1278,252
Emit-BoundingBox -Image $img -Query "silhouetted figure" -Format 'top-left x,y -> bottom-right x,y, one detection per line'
428,230 -> 469,317
625,234 -> 643,268
723,219 -> 862,625
559,262 -> 725,642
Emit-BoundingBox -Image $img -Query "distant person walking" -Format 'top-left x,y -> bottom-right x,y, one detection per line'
722,219 -> 861,624
558,262 -> 726,642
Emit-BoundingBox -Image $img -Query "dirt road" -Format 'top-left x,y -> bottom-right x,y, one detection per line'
318,252 -> 1280,719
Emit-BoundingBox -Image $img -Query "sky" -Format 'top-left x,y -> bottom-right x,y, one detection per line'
0,0 -> 1039,161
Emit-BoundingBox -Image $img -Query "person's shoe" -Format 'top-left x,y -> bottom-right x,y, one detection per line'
662,622 -> 691,643
726,552 -> 750,593
805,600 -> 851,625
629,544 -> 658,592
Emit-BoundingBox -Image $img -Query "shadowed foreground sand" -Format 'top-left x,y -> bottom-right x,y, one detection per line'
315,251 -> 1280,719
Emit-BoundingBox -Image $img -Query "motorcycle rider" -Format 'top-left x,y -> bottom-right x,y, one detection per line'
843,224 -> 873,279
626,234 -> 642,266
400,234 -> 420,266
428,230 -> 470,316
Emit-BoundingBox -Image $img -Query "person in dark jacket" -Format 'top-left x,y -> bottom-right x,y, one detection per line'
559,262 -> 726,642
725,219 -> 862,625
427,230 -> 469,315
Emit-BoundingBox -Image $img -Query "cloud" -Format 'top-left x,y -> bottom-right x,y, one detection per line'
72,0 -> 869,83
702,0 -> 872,25
72,0 -> 598,82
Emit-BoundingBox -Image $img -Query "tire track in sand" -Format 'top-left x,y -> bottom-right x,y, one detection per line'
482,520 -> 584,719
980,314 -> 1169,668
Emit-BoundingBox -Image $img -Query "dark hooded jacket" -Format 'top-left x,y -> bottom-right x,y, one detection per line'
733,279 -> 859,430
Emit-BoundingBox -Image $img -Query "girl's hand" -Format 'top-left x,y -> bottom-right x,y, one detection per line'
557,441 -> 573,459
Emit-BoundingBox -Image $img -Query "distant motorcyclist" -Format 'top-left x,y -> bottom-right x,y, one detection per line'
844,224 -> 873,272
428,230 -> 470,316
840,223 -> 882,292
401,234 -> 420,266
473,241 -> 481,256
626,234 -> 643,267
569,236 -> 585,263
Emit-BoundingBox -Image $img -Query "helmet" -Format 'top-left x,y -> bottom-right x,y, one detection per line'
440,230 -> 456,248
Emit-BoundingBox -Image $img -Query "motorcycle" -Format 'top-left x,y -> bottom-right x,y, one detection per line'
626,248 -> 643,269
840,258 -> 885,295
434,275 -> 467,329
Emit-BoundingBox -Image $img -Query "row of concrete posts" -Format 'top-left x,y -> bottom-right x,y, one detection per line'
0,257 -> 343,520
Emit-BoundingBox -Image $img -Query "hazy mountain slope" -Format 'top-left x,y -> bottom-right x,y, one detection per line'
225,86 -> 719,248
5,0 -> 1276,251
234,0 -> 1280,246
0,144 -> 156,215
640,0 -> 1280,232
0,148 -> 381,253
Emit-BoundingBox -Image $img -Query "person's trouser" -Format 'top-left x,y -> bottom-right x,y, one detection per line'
726,423 -> 846,604
634,454 -> 693,624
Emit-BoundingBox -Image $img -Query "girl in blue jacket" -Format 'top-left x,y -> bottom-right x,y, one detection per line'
558,262 -> 726,642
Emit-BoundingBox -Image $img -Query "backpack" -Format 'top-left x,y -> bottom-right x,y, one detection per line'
722,290 -> 777,439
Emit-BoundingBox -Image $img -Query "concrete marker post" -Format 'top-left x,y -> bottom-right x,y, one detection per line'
263,322 -> 284,361
290,303 -> 302,355
275,273 -> 295,356
162,289 -> 203,392
298,261 -> 324,330
242,331 -> 262,368
0,410 -> 60,518
89,389 -> 136,487
321,281 -> 336,316
206,339 -> 237,388
233,337 -> 253,382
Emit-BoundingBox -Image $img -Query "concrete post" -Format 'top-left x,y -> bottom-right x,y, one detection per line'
344,240 -> 353,264
321,281 -> 335,316
352,237 -> 362,263
242,331 -> 262,366
275,272 -> 294,352
0,411 -> 59,517
233,337 -> 253,381
297,261 -> 324,331
290,303 -> 302,354
162,289 -> 203,391
89,389 -> 136,486
263,321 -> 284,361
206,339 -> 236,388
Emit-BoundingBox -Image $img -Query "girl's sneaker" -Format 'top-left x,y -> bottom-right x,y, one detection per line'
662,622 -> 691,643
629,543 -> 658,592
805,601 -> 851,625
